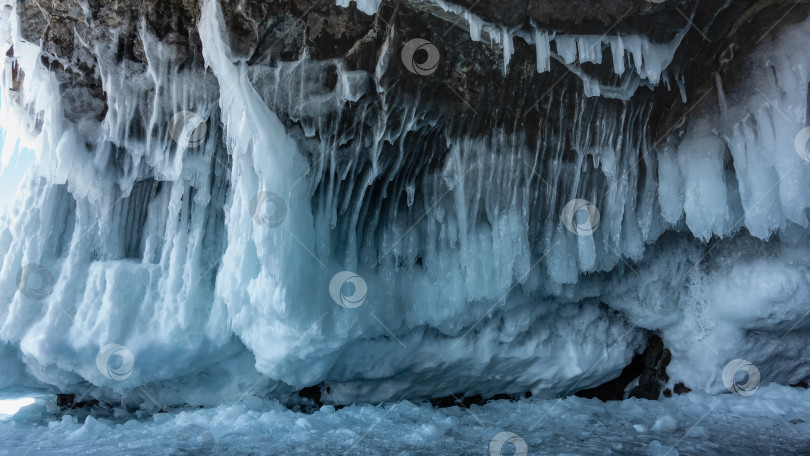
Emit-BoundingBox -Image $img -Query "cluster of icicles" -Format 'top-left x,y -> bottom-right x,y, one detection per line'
0,0 -> 807,405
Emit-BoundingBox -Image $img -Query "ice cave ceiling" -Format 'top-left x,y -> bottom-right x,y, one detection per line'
0,0 -> 809,408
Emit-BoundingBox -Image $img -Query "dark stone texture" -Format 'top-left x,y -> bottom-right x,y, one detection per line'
628,335 -> 672,400
429,391 -> 520,408
56,394 -> 100,410
575,334 -> 671,401
12,0 -> 810,144
56,393 -> 75,407
673,382 -> 692,395
298,384 -> 323,406
575,351 -> 646,401
445,0 -> 528,26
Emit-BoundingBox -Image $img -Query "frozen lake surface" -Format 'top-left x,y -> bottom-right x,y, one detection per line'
1,384 -> 808,455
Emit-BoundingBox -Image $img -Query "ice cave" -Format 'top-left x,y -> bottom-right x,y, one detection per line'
0,0 -> 809,454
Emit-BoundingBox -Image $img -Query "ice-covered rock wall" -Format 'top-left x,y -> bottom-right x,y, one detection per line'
0,0 -> 808,406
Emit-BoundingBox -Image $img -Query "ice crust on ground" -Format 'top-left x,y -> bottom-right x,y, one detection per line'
0,0 -> 807,405
1,384 -> 809,455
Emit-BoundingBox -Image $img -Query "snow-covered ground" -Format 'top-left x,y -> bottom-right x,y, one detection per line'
1,384 -> 808,455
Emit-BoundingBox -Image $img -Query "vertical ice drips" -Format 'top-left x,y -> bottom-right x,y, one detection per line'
0,0 -> 807,404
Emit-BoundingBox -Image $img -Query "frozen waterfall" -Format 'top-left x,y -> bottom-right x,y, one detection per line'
0,0 -> 808,412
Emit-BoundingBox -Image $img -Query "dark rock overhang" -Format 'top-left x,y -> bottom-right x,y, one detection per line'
15,0 -> 810,138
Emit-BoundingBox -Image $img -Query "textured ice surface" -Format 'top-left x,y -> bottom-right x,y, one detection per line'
336,0 -> 382,16
1,384 -> 809,455
0,0 -> 808,406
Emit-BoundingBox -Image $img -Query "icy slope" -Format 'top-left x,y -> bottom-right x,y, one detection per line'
0,0 -> 807,405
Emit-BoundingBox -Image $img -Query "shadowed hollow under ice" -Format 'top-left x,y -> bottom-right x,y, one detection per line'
0,0 -> 809,410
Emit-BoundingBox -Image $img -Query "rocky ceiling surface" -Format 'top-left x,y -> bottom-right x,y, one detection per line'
14,0 -> 810,141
